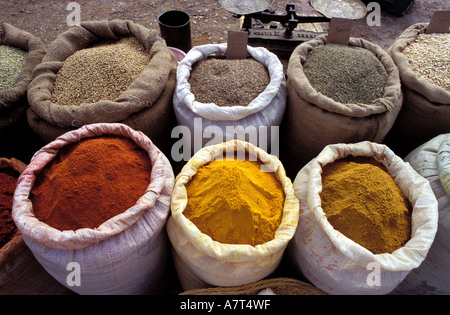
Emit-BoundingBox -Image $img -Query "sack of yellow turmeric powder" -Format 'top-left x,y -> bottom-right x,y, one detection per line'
167,139 -> 299,290
288,141 -> 438,295
12,123 -> 175,295
26,19 -> 178,157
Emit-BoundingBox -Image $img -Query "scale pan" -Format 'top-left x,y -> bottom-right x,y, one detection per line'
310,0 -> 367,19
219,0 -> 274,15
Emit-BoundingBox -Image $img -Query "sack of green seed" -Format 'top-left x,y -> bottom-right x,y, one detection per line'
282,35 -> 402,178
385,23 -> 450,157
26,19 -> 178,156
0,21 -> 45,133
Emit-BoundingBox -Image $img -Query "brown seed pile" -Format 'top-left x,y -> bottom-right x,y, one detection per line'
51,37 -> 150,106
0,45 -> 27,91
303,44 -> 388,104
402,33 -> 450,91
188,57 -> 270,107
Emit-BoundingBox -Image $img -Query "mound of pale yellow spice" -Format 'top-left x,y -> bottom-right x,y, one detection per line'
320,156 -> 412,254
183,157 -> 285,246
51,37 -> 150,106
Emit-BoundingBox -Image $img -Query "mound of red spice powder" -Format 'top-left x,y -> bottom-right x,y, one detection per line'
31,136 -> 151,231
0,169 -> 19,247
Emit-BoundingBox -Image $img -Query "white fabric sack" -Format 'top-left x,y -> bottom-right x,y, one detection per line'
173,44 -> 286,157
392,133 -> 450,294
12,123 -> 175,295
167,140 -> 299,290
288,141 -> 438,295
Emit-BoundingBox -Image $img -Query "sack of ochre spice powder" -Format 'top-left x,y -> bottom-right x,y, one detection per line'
0,157 -> 71,295
288,141 -> 438,295
385,23 -> 450,157
0,22 -> 46,148
12,123 -> 175,295
26,19 -> 178,156
167,139 -> 299,290
173,44 -> 286,157
391,134 -> 450,295
282,35 -> 402,178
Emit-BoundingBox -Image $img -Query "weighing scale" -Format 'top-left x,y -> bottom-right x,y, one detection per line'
219,0 -> 368,57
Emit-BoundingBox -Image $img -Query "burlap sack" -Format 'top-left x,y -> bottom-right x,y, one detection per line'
12,123 -> 175,295
0,22 -> 46,132
289,141 -> 438,295
391,134 -> 450,295
26,20 -> 178,156
385,23 -> 450,157
282,35 -> 402,178
167,140 -> 299,291
0,157 -> 71,295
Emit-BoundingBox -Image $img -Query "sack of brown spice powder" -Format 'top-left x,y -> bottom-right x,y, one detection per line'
0,157 -> 71,295
26,19 -> 178,157
288,141 -> 438,295
12,123 -> 175,295
173,44 -> 286,157
0,22 -> 46,145
282,35 -> 402,178
385,23 -> 450,157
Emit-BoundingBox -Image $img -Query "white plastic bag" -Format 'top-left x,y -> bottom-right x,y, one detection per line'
173,44 -> 286,157
12,123 -> 175,295
288,141 -> 438,295
167,140 -> 299,290
392,134 -> 450,294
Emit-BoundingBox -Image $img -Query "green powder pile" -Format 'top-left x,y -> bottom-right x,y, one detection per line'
0,45 -> 27,91
51,37 -> 150,106
303,44 -> 388,104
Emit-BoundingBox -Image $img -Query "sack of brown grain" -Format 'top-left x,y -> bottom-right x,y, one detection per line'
0,22 -> 46,148
282,35 -> 402,178
385,23 -> 450,157
26,19 -> 178,156
173,44 -> 286,159
0,157 -> 71,295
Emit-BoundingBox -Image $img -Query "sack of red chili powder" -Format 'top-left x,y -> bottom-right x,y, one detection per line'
26,19 -> 178,157
0,157 -> 71,295
12,123 -> 175,295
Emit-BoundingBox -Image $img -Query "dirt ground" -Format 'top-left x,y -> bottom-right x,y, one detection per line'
0,0 -> 447,50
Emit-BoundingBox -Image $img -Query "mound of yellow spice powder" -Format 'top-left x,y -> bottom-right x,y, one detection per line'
183,157 -> 285,246
320,156 -> 412,254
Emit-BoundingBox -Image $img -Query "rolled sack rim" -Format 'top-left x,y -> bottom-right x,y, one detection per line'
175,43 -> 286,122
306,141 -> 439,271
11,122 -> 172,250
387,23 -> 450,104
26,19 -> 177,128
287,34 -> 403,118
170,139 -> 300,263
437,134 -> 450,197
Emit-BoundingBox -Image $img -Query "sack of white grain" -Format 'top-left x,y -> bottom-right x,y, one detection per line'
172,44 -> 286,159
288,141 -> 438,294
391,133 -> 450,295
386,23 -> 450,156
